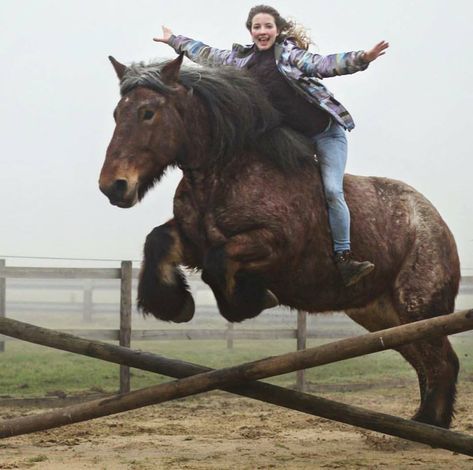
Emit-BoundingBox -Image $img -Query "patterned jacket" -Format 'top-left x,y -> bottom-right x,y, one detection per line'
168,35 -> 370,131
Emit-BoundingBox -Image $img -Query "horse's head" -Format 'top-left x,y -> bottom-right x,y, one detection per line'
99,55 -> 186,208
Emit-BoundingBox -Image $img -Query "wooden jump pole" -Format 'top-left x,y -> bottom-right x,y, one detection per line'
1,311 -> 473,455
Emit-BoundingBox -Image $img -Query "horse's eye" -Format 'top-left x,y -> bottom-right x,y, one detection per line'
143,110 -> 155,121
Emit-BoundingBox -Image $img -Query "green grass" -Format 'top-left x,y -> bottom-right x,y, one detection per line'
1,335 -> 472,398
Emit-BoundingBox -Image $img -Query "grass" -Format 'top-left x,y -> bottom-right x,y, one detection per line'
1,334 -> 472,398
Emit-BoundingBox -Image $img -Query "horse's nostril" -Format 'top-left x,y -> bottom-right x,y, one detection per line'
113,179 -> 128,198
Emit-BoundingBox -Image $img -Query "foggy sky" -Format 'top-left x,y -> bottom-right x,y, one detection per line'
1,0 -> 472,272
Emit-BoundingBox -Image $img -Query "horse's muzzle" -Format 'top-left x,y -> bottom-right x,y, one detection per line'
99,178 -> 138,208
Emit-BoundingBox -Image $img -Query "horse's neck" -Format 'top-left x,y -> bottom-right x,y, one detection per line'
175,168 -> 215,222
178,99 -> 212,170
183,161 -> 220,187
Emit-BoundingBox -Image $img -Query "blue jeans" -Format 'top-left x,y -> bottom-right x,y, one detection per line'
311,119 -> 350,253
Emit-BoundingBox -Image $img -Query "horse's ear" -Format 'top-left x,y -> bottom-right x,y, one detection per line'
160,53 -> 184,84
109,56 -> 127,80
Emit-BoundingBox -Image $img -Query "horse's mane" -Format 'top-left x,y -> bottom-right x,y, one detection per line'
120,60 -> 317,173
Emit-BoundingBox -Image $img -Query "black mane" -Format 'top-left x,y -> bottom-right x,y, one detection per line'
120,60 -> 317,173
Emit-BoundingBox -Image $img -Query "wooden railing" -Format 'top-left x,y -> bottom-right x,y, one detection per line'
0,260 -> 313,392
1,259 -> 471,394
0,260 -> 134,393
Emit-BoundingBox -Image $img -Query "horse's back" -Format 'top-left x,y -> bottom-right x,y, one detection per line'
345,174 -> 458,266
273,173 -> 460,312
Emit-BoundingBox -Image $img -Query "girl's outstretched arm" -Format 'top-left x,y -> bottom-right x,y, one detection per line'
289,40 -> 389,78
153,26 -> 233,67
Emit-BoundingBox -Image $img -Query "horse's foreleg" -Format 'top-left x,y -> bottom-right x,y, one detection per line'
202,230 -> 280,322
137,219 -> 195,323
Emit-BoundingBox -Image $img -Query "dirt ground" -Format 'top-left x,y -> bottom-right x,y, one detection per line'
1,382 -> 473,470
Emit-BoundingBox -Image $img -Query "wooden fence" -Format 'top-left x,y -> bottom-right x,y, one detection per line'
1,259 -> 472,393
0,260 -> 134,393
2,310 -> 473,455
0,260 -> 313,392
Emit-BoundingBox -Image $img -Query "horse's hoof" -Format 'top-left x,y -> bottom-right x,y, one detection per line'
411,410 -> 451,429
263,289 -> 279,310
172,294 -> 195,323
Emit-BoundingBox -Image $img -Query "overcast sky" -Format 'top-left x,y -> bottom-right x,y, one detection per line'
1,0 -> 472,272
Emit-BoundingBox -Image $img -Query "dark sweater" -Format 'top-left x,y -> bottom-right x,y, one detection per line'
245,47 -> 330,136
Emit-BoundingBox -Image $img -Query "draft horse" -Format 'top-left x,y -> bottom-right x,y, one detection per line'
99,55 -> 461,428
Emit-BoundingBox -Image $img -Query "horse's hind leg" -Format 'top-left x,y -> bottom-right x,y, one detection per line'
391,258 -> 460,428
398,337 -> 459,428
347,291 -> 459,429
202,231 -> 279,322
138,219 -> 195,323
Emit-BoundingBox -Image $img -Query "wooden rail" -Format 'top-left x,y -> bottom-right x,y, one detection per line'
1,259 -> 472,394
0,260 -> 311,391
1,311 -> 473,455
0,260 -> 134,393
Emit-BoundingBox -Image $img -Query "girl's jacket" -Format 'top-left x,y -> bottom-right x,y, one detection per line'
168,34 -> 369,131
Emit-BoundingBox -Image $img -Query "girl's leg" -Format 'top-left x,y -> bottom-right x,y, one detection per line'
312,119 -> 374,286
312,120 -> 350,252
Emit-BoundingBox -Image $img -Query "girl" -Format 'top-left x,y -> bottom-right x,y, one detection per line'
153,5 -> 388,287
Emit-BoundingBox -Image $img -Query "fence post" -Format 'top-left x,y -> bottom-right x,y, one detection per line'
0,260 -> 5,352
119,261 -> 133,394
296,310 -> 307,392
226,322 -> 234,350
82,280 -> 93,323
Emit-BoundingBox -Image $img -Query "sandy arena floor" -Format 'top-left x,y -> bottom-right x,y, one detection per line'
1,382 -> 473,470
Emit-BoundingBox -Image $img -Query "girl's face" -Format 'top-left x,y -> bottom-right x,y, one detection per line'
250,13 -> 279,50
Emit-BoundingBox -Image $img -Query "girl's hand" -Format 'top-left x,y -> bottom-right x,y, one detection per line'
363,40 -> 389,63
153,26 -> 173,44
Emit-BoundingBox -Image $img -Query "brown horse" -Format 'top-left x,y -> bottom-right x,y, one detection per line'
99,55 -> 460,428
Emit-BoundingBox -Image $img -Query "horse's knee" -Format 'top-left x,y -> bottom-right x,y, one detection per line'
138,222 -> 194,323
202,246 -> 275,322
210,271 -> 275,323
234,271 -> 277,316
143,221 -> 181,273
202,245 -> 228,288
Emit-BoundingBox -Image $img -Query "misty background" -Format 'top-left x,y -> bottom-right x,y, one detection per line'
1,0 -> 472,272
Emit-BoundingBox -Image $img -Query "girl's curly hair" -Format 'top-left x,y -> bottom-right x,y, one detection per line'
245,5 -> 313,50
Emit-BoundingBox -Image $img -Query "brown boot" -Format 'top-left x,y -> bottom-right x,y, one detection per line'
335,250 -> 374,287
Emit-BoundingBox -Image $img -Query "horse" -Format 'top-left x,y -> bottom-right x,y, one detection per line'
99,54 -> 461,429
